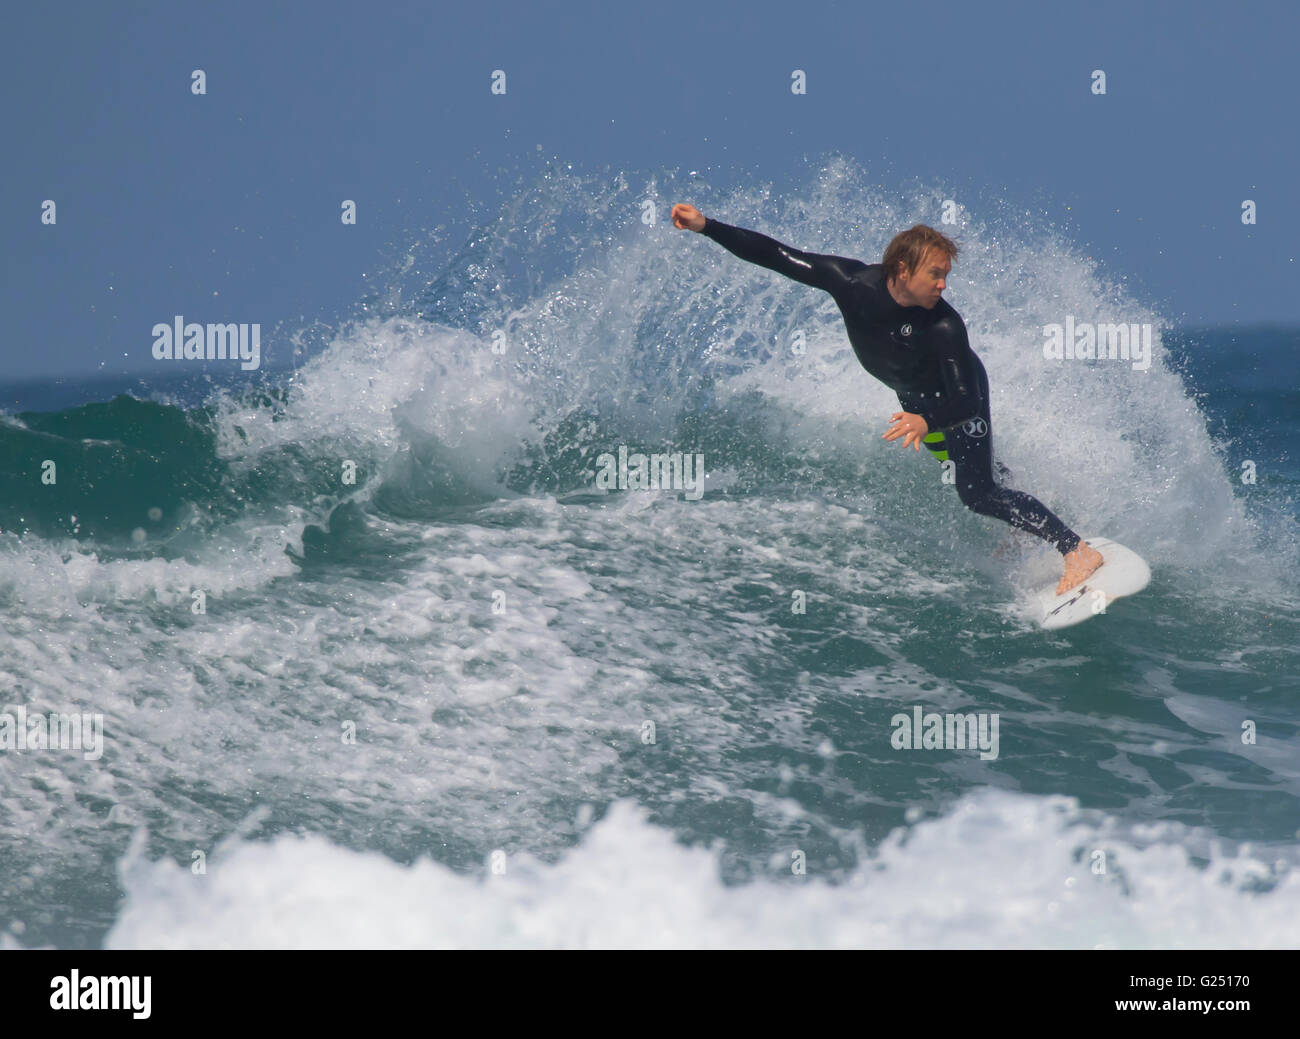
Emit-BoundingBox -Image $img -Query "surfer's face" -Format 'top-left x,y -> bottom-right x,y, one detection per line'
896,249 -> 950,309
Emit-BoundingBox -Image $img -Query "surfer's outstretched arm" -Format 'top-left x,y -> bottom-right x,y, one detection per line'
671,203 -> 865,296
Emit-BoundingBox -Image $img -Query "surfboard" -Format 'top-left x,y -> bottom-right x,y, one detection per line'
1033,536 -> 1150,630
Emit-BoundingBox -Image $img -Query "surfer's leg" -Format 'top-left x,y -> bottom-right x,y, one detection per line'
937,418 -> 1103,592
937,416 -> 1082,555
919,359 -> 1102,591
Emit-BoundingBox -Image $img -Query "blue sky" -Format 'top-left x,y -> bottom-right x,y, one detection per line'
2,0 -> 1296,381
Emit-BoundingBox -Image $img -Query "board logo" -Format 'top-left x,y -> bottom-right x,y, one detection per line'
961,418 -> 988,438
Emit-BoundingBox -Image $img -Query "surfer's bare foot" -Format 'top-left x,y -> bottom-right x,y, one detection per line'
1056,541 -> 1104,595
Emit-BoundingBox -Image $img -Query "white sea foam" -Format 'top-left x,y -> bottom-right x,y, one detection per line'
101,788 -> 1300,949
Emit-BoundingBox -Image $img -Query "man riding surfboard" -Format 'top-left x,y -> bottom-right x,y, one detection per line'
672,203 -> 1103,595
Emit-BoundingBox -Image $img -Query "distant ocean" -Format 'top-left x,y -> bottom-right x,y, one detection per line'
3,161 -> 1298,948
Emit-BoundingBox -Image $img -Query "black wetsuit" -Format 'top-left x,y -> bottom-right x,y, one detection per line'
700,217 -> 1081,555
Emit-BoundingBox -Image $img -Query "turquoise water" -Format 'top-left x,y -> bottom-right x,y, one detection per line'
2,162 -> 1298,948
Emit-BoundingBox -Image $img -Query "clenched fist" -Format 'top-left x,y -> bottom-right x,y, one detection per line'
671,203 -> 706,231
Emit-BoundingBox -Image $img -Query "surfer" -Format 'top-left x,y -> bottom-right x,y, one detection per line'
671,203 -> 1103,594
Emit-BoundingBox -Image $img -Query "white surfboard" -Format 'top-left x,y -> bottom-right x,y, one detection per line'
1033,536 -> 1150,630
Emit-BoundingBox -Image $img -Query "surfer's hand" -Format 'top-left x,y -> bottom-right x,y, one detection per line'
882,412 -> 928,451
671,203 -> 706,231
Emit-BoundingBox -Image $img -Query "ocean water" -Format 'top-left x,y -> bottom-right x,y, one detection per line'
2,159 -> 1298,949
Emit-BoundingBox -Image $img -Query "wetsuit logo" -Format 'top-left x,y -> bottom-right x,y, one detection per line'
900,324 -> 912,337
961,418 -> 988,438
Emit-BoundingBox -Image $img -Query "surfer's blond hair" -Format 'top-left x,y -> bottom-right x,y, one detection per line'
881,225 -> 959,284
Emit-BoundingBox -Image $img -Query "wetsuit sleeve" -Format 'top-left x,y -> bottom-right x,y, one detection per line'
700,217 -> 865,297
917,318 -> 984,433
